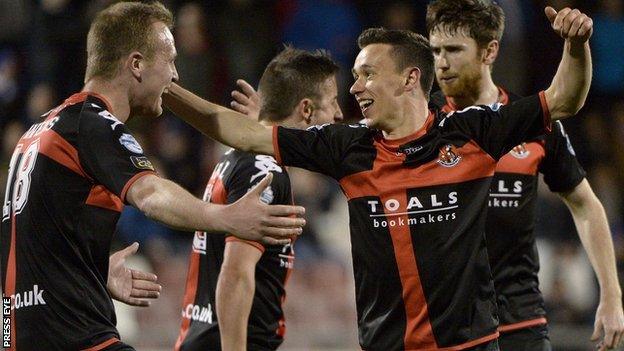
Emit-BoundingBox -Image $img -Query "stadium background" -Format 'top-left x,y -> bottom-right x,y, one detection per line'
0,0 -> 623,350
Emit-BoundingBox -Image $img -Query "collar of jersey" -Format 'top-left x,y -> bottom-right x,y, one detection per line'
379,110 -> 436,148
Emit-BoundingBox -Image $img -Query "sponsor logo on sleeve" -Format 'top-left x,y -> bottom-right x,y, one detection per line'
130,156 -> 155,171
119,133 -> 144,154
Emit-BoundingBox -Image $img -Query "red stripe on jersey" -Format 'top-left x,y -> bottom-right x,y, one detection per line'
277,238 -> 295,338
37,129 -> 89,178
498,317 -> 547,333
120,171 -> 156,203
494,141 -> 545,175
80,337 -> 120,351
538,91 -> 552,132
86,185 -> 124,212
5,214 -> 17,351
211,177 -> 227,204
381,191 -> 437,349
225,236 -> 265,252
273,126 -> 283,165
175,250 -> 201,351
340,140 -> 495,200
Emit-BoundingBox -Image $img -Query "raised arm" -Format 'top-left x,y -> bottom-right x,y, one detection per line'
543,6 -> 593,120
163,83 -> 274,155
559,180 -> 624,350
126,173 -> 304,245
216,241 -> 262,351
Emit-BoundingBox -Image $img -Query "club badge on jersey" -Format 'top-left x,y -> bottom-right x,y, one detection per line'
437,144 -> 462,167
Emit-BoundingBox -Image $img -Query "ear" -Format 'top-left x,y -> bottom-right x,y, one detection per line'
126,51 -> 145,82
482,40 -> 499,66
404,67 -> 421,92
297,98 -> 314,124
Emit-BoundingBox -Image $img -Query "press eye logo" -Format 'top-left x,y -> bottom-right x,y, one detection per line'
437,144 -> 462,167
510,143 -> 530,159
3,295 -> 10,348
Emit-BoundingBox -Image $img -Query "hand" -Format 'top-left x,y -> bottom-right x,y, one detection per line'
592,298 -> 624,350
108,242 -> 161,307
545,6 -> 593,43
226,173 -> 305,246
230,79 -> 261,120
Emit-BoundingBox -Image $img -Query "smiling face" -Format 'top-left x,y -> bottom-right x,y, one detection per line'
429,28 -> 484,100
350,43 -> 407,131
310,75 -> 343,125
131,21 -> 179,118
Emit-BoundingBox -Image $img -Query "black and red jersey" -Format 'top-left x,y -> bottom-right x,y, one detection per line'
1,92 -> 155,350
175,150 -> 294,351
431,89 -> 585,332
272,93 -> 551,350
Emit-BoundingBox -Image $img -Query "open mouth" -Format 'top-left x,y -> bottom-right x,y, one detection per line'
358,99 -> 374,113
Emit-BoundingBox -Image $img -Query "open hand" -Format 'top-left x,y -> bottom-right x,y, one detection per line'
226,173 -> 305,245
108,242 -> 161,307
230,79 -> 261,120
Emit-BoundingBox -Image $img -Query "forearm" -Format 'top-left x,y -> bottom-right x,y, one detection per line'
163,83 -> 274,155
216,266 -> 255,351
544,40 -> 592,120
563,189 -> 621,301
129,175 -> 231,233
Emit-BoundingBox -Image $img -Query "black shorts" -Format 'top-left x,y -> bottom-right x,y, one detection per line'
498,324 -> 551,351
101,341 -> 136,351
467,339 -> 500,351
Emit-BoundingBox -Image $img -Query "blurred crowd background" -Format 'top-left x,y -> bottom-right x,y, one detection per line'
1,0 -> 623,350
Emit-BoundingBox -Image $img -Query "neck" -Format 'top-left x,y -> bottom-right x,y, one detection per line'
82,77 -> 131,122
449,73 -> 499,109
383,96 -> 429,140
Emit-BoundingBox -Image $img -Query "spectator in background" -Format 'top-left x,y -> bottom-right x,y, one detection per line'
591,0 -> 624,99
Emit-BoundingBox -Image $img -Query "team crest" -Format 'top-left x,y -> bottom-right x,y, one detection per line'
437,144 -> 461,167
510,143 -> 530,159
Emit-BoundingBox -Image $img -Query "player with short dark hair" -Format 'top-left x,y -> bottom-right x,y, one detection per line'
425,1 -> 624,350
0,2 -> 304,350
163,6 -> 593,350
174,47 -> 342,351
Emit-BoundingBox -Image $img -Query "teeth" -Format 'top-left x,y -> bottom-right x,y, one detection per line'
359,99 -> 373,109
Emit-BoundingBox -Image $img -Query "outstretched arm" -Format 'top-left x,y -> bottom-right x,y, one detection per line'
543,6 -> 593,120
126,173 -> 304,245
163,83 -> 274,155
216,241 -> 263,351
559,179 -> 624,350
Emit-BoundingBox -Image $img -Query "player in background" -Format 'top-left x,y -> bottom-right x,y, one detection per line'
163,6 -> 592,350
0,2 -> 304,350
425,1 -> 624,350
175,47 -> 342,351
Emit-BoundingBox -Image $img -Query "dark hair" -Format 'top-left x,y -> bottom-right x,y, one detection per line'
258,46 -> 339,122
85,1 -> 174,82
357,27 -> 434,99
426,0 -> 505,48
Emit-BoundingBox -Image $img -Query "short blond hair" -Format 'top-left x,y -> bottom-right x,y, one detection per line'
85,1 -> 173,82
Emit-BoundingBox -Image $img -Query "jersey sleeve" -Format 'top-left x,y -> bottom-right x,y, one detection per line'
223,154 -> 293,251
77,106 -> 156,203
273,123 -> 367,179
443,92 -> 551,160
539,121 -> 586,192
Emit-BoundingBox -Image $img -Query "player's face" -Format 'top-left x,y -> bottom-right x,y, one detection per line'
135,22 -> 179,118
429,28 -> 484,99
350,44 -> 406,130
310,76 -> 343,125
